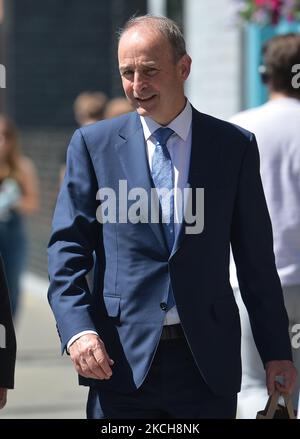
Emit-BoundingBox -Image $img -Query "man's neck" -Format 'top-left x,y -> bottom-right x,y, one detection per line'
269,91 -> 299,101
150,98 -> 187,126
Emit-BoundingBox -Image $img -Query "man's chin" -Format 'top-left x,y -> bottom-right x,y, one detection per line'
136,101 -> 158,117
136,106 -> 149,115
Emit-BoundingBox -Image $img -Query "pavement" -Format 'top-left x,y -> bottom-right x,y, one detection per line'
0,273 -> 88,419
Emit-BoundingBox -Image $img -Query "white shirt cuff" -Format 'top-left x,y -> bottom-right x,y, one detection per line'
67,330 -> 99,353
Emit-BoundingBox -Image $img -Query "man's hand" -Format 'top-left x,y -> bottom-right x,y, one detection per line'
69,334 -> 114,380
266,360 -> 297,396
0,388 -> 7,409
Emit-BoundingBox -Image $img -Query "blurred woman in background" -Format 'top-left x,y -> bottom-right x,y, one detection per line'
0,115 -> 39,317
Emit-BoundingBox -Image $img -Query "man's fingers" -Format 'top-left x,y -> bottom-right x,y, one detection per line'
275,381 -> 289,395
266,360 -> 297,396
94,342 -> 114,377
266,369 -> 276,395
98,340 -> 114,365
75,358 -> 108,380
74,352 -> 112,380
69,334 -> 114,380
275,374 -> 294,395
74,359 -> 97,379
86,352 -> 112,380
267,379 -> 275,395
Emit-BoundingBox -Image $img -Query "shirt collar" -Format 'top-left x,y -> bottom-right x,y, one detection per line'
140,100 -> 192,142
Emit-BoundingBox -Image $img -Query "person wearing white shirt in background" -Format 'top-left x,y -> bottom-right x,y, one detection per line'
230,33 -> 300,418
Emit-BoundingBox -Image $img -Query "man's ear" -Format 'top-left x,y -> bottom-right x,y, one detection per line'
179,54 -> 192,80
259,64 -> 269,84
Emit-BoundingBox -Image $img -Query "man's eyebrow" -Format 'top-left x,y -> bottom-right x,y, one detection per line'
142,61 -> 157,66
119,64 -> 131,71
119,61 -> 158,70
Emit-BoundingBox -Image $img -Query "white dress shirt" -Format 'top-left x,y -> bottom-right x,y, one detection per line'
67,100 -> 193,349
140,100 -> 192,324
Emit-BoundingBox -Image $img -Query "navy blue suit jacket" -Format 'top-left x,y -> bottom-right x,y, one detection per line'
0,255 -> 16,388
48,107 -> 292,396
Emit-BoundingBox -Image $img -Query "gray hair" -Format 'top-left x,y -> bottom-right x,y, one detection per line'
118,14 -> 187,63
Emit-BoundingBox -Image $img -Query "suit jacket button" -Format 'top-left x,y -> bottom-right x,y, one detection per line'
160,302 -> 167,311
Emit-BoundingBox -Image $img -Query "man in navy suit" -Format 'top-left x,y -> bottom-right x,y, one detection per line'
0,255 -> 16,409
48,15 -> 297,418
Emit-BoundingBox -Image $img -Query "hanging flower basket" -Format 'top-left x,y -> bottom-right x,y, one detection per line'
234,0 -> 300,26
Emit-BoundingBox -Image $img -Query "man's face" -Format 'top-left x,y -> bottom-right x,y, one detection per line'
118,26 -> 191,125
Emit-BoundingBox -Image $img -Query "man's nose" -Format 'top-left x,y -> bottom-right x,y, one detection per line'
133,72 -> 147,94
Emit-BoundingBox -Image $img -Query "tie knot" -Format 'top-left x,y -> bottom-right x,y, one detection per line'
153,127 -> 174,147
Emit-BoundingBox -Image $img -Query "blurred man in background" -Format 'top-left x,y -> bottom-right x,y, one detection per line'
104,96 -> 133,119
59,91 -> 108,185
73,91 -> 108,127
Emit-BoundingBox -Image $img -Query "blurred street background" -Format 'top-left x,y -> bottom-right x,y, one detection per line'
0,0 -> 299,419
0,274 -> 88,418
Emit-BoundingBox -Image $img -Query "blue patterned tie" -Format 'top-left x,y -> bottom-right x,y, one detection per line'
151,127 -> 175,310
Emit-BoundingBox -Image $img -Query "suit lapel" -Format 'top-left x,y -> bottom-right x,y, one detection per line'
115,113 -> 167,253
170,107 -> 218,258
115,109 -> 220,258
188,108 -> 218,187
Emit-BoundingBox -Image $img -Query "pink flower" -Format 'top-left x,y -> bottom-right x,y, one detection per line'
235,0 -> 300,25
254,0 -> 268,5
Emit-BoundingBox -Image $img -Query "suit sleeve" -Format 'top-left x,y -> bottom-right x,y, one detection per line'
231,133 -> 292,365
0,256 -> 16,388
47,129 -> 101,352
